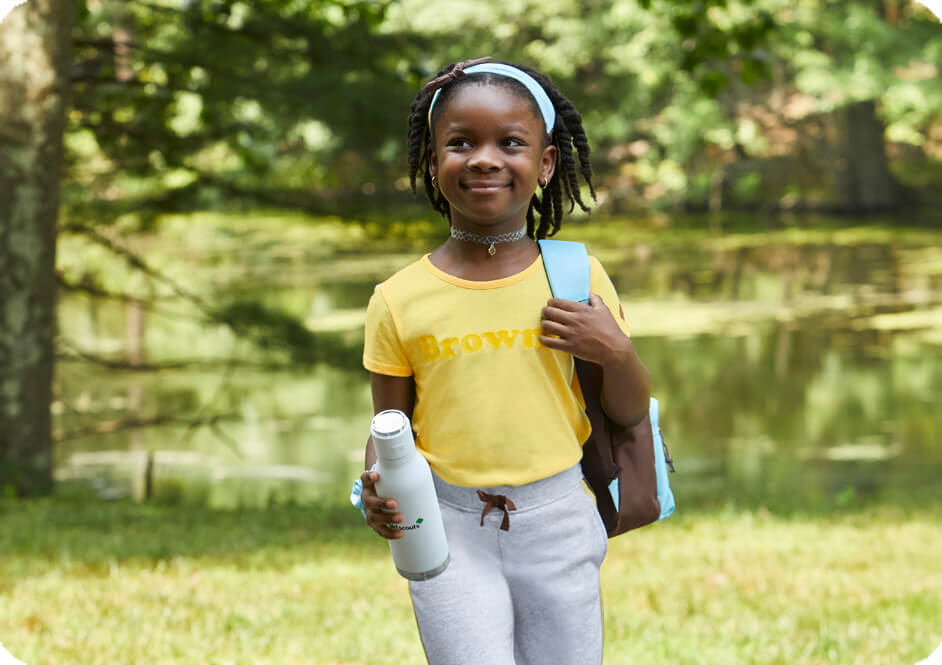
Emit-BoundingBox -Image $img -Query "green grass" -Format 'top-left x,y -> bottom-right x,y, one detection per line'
2,497 -> 940,665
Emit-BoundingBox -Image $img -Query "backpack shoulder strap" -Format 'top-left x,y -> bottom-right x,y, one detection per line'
540,239 -> 619,525
537,239 -> 590,303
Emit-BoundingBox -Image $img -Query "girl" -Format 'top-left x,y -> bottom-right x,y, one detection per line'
356,57 -> 651,665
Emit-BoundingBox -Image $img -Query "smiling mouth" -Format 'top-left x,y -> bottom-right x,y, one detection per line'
462,182 -> 509,193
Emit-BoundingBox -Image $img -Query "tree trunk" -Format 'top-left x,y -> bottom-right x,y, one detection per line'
0,0 -> 74,496
834,100 -> 902,212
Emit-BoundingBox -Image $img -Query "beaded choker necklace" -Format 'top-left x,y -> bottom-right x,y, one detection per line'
449,225 -> 527,256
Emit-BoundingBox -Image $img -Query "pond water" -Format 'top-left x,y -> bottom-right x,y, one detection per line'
54,216 -> 942,510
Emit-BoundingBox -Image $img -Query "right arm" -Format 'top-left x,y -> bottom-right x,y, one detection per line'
361,372 -> 415,539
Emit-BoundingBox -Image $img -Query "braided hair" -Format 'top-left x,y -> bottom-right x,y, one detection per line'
407,59 -> 595,240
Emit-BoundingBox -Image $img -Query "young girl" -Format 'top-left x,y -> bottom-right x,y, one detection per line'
356,57 -> 651,665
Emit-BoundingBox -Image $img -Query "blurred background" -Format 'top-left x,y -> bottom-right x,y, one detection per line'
4,3 -> 942,664
4,0 -> 942,512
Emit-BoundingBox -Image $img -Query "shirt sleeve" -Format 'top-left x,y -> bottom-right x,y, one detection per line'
589,255 -> 631,337
362,286 -> 413,377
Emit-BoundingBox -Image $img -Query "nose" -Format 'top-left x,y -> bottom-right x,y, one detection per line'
467,143 -> 502,171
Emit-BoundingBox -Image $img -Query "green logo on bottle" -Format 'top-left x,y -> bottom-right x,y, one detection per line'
388,517 -> 424,531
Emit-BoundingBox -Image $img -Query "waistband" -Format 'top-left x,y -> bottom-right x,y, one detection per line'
431,463 -> 583,513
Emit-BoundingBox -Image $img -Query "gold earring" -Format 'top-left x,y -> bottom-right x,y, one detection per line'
431,175 -> 439,189
539,177 -> 546,187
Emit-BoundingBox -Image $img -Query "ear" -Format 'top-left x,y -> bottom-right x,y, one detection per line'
428,148 -> 438,179
540,144 -> 557,185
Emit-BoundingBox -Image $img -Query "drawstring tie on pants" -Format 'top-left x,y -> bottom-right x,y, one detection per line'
477,490 -> 516,531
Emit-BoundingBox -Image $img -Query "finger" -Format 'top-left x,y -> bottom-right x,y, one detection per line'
541,304 -> 578,324
588,293 -> 604,308
371,509 -> 403,525
540,320 -> 570,337
360,470 -> 379,487
368,513 -> 403,538
545,297 -> 585,312
539,334 -> 569,350
364,493 -> 397,512
374,524 -> 405,540
362,488 -> 390,507
368,511 -> 405,538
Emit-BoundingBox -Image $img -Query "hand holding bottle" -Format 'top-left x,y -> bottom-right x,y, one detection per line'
360,469 -> 404,540
369,410 -> 450,580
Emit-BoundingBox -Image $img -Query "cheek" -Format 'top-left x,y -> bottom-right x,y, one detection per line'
438,155 -> 467,177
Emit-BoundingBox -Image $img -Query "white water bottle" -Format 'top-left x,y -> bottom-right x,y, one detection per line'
371,410 -> 450,581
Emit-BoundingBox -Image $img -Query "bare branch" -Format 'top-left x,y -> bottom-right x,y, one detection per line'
53,412 -> 244,442
55,272 -> 176,306
59,222 -> 215,314
56,344 -> 301,373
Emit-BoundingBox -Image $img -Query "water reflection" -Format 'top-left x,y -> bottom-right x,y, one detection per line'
54,223 -> 942,509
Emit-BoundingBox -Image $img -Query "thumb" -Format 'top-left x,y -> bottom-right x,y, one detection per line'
588,292 -> 604,308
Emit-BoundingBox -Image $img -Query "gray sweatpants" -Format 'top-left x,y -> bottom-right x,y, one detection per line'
409,463 -> 607,665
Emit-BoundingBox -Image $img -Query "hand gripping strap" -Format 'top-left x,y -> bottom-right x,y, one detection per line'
537,239 -> 590,304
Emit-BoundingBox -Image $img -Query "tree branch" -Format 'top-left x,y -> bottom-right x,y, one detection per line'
59,221 -> 214,313
56,272 -> 176,306
56,346 -> 305,373
53,411 -> 244,442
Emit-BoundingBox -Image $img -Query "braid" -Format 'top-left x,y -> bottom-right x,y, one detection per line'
517,64 -> 596,239
407,64 -> 454,219
406,60 -> 595,239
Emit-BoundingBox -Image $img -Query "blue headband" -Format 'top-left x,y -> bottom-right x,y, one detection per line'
427,63 -> 556,136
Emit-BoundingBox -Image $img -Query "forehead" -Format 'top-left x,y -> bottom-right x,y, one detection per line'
434,83 -> 544,135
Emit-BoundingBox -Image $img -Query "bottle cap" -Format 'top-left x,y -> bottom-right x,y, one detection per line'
371,410 -> 408,437
370,410 -> 414,461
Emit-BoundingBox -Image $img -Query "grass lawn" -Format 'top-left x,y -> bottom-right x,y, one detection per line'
1,497 -> 940,665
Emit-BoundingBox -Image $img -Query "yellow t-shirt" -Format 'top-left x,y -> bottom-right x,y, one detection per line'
363,252 -> 630,487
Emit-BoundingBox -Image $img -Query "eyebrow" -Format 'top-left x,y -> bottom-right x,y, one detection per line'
443,123 -> 534,136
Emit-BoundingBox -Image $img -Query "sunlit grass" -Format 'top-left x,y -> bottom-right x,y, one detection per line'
2,498 -> 940,665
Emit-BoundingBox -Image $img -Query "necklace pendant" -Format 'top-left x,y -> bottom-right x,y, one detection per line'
488,243 -> 496,256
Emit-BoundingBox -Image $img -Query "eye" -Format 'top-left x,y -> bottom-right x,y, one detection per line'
502,137 -> 526,148
446,138 -> 472,149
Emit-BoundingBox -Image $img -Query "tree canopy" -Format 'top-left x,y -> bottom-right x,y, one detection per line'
66,0 -> 942,222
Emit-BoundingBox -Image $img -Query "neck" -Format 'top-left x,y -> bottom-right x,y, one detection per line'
446,235 -> 533,256
430,236 -> 540,282
448,222 -> 529,256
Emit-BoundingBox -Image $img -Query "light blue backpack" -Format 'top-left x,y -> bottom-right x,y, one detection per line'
539,239 -> 675,536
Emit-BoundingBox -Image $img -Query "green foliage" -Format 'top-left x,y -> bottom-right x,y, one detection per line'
68,0 -> 420,223
379,0 -> 942,212
639,0 -> 777,92
65,0 -> 942,218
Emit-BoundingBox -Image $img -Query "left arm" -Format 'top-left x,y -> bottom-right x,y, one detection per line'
540,293 -> 651,427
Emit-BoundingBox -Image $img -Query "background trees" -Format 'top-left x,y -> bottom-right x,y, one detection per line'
379,0 -> 941,212
0,0 -> 74,495
67,0 -> 417,223
3,0 -> 941,495
63,0 -> 942,226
